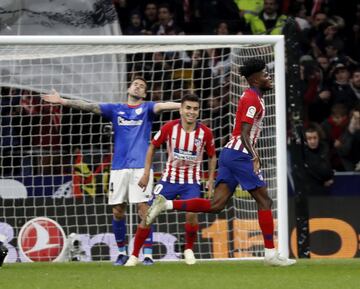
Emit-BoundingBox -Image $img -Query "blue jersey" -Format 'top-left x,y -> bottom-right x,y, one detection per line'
100,101 -> 156,170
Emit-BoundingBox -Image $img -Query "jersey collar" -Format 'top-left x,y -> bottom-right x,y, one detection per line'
178,119 -> 200,132
249,87 -> 263,98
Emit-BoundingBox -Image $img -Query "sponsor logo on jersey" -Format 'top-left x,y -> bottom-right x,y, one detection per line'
18,217 -> 66,262
118,111 -> 125,115
117,116 -> 143,126
174,148 -> 197,161
246,106 -> 256,118
135,108 -> 143,115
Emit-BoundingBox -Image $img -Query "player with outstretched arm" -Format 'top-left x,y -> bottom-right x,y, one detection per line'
42,76 -> 180,266
124,94 -> 217,266
145,59 -> 296,266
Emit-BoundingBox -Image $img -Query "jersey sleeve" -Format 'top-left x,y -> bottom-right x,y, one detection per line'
237,93 -> 260,125
147,101 -> 156,119
204,127 -> 216,157
152,121 -> 172,148
99,103 -> 116,121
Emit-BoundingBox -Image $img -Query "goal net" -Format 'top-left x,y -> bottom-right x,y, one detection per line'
0,36 -> 288,263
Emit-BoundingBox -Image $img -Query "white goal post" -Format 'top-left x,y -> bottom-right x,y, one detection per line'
0,35 -> 288,262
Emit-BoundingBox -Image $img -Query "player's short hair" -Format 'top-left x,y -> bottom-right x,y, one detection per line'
132,75 -> 148,91
240,58 -> 266,79
181,94 -> 200,104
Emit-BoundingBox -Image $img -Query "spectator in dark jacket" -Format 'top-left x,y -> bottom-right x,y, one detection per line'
302,124 -> 334,195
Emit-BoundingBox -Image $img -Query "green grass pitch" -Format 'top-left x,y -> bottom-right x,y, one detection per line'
1,259 -> 359,289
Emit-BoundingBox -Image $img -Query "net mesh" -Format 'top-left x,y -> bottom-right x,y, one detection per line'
0,42 -> 278,262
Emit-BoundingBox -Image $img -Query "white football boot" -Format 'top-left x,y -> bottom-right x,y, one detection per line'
124,255 -> 139,267
264,248 -> 296,266
184,249 -> 196,265
145,195 -> 167,226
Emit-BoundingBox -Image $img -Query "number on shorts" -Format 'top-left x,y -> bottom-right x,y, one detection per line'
153,184 -> 163,195
109,182 -> 114,194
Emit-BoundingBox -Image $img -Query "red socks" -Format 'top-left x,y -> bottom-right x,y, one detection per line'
132,226 -> 151,257
185,223 -> 199,250
173,199 -> 211,212
258,209 -> 275,249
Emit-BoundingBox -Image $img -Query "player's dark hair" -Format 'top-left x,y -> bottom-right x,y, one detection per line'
132,75 -> 148,91
181,94 -> 199,104
240,58 -> 266,79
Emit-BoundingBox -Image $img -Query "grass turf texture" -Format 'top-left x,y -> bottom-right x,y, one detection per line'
1,259 -> 359,289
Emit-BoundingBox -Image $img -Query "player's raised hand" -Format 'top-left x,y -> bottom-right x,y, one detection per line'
42,89 -> 65,105
138,174 -> 149,192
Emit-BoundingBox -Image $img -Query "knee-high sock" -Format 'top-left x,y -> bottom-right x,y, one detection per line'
143,225 -> 153,256
173,199 -> 211,212
185,223 -> 199,250
112,218 -> 127,253
258,210 -> 275,249
132,227 -> 151,257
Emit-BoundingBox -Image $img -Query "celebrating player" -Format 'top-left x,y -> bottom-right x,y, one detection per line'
42,76 -> 180,266
145,59 -> 296,266
124,94 -> 217,266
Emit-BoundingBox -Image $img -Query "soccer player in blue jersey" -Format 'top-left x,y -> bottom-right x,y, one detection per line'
42,76 -> 180,266
145,59 -> 296,266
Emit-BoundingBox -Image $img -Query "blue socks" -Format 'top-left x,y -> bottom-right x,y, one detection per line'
112,218 -> 127,254
143,225 -> 153,257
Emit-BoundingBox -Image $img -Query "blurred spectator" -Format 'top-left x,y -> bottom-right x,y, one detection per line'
335,107 -> 360,171
316,55 -> 332,87
287,1 -> 310,31
207,48 -> 231,86
124,10 -> 144,35
349,67 -> 360,102
215,21 -> 230,35
301,124 -> 334,195
299,58 -> 321,123
142,1 -> 158,35
324,39 -> 347,66
152,3 -> 184,35
331,63 -> 358,111
190,50 -> 212,98
234,0 -> 263,22
247,0 -> 287,35
308,88 -> 333,123
321,103 -> 349,170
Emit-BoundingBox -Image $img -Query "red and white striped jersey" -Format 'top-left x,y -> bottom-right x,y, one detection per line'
152,119 -> 215,184
225,88 -> 265,154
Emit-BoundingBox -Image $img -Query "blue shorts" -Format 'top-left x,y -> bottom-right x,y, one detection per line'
153,180 -> 202,200
215,148 -> 266,193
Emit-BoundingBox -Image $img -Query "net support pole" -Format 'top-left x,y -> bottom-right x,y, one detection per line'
273,36 -> 289,258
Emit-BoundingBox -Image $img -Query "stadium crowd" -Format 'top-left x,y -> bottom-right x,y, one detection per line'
0,0 -> 359,181
114,0 -> 360,173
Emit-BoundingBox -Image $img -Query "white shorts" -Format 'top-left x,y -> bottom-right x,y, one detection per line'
108,169 -> 154,205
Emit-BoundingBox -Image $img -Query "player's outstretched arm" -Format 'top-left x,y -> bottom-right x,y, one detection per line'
42,89 -> 101,114
138,143 -> 157,191
153,102 -> 181,114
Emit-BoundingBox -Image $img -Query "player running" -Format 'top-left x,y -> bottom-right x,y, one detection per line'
124,94 -> 217,266
42,76 -> 180,266
145,59 -> 296,266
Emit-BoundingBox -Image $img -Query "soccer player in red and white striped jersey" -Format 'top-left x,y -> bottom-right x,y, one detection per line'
146,58 -> 296,266
125,94 -> 217,266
